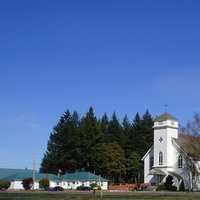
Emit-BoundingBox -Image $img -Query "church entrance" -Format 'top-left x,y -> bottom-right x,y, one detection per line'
156,175 -> 165,185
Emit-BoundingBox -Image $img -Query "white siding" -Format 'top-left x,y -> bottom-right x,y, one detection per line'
144,148 -> 154,183
9,181 -> 23,190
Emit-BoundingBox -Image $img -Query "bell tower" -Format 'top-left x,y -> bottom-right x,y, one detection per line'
153,113 -> 179,168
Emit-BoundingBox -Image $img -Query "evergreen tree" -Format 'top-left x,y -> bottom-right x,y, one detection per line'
127,151 -> 142,183
107,112 -> 124,147
122,115 -> 132,157
79,107 -> 102,171
40,107 -> 154,183
67,111 -> 82,169
100,113 -> 109,142
131,111 -> 153,157
40,110 -> 80,173
131,112 -> 143,155
141,110 -> 154,151
94,143 -> 126,183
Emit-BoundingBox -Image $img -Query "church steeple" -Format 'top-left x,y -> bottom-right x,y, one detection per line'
154,112 -> 178,122
154,112 -> 178,130
153,112 -> 179,167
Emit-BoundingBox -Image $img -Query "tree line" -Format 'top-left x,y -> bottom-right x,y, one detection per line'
40,107 -> 154,183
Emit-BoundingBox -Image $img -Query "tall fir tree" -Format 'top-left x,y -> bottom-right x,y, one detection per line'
141,110 -> 154,151
40,107 -> 154,183
41,110 -> 79,173
79,107 -> 102,171
122,115 -> 132,157
106,112 -> 124,147
131,112 -> 143,155
100,113 -> 109,142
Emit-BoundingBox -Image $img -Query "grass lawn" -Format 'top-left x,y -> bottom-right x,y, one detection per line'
0,191 -> 200,200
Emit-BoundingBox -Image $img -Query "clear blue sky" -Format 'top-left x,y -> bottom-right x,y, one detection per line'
0,0 -> 200,169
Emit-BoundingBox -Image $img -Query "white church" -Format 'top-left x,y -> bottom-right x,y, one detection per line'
142,113 -> 200,191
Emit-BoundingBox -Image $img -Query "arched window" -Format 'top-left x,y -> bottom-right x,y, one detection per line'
178,155 -> 183,168
150,157 -> 154,169
159,152 -> 163,165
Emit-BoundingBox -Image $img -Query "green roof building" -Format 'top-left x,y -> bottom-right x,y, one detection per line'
0,168 -> 108,190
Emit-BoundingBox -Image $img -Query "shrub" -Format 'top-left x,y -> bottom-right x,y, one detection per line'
164,175 -> 173,190
90,183 -> 101,190
171,185 -> 177,191
156,176 -> 178,192
22,177 -> 33,190
140,183 -> 149,191
156,184 -> 166,191
39,178 -> 49,190
179,180 -> 185,191
77,185 -> 91,191
0,180 -> 10,190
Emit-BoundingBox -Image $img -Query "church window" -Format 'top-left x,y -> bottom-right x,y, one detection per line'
150,157 -> 154,169
178,155 -> 183,168
159,152 -> 163,165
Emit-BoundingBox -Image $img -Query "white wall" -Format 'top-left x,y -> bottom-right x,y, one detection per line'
144,148 -> 154,183
9,181 -> 40,190
60,180 -> 108,190
154,127 -> 168,167
166,128 -> 178,167
9,181 -> 23,190
8,180 -> 108,190
153,120 -> 178,168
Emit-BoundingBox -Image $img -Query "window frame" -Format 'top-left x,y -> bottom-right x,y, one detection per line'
159,152 -> 163,165
150,156 -> 154,169
178,154 -> 183,168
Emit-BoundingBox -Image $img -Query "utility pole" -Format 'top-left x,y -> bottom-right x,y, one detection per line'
99,175 -> 103,199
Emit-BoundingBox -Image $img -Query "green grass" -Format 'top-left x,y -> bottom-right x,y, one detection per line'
0,192 -> 200,200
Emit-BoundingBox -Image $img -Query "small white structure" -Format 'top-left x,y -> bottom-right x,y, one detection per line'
142,113 -> 200,191
61,172 -> 108,190
0,168 -> 108,190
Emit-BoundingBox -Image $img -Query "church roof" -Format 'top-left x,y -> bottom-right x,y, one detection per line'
154,112 -> 178,122
173,134 -> 200,161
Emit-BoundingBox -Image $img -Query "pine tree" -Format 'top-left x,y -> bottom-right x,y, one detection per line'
40,110 -> 80,173
122,115 -> 132,157
132,112 -> 143,155
40,107 -> 154,183
141,110 -> 154,151
107,112 -> 124,147
127,151 -> 142,183
100,113 -> 109,142
79,107 -> 102,171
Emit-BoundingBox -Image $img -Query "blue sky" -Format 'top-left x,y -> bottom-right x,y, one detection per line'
0,0 -> 200,169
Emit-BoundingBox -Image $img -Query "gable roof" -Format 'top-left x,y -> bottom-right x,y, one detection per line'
173,134 -> 200,161
63,171 -> 107,182
154,112 -> 178,122
0,168 -> 59,181
141,145 -> 153,161
0,168 -> 33,180
0,168 -> 107,182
